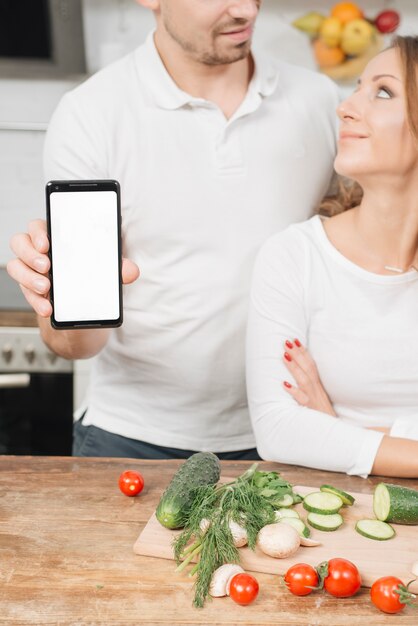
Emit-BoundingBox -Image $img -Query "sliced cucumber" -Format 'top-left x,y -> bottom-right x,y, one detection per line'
278,517 -> 311,538
275,494 -> 294,507
373,483 -> 418,525
274,508 -> 300,521
320,484 -> 355,506
355,519 -> 395,541
307,512 -> 343,531
303,491 -> 343,515
292,492 -> 304,505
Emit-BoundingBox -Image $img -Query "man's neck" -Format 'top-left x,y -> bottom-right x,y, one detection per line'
153,31 -> 254,119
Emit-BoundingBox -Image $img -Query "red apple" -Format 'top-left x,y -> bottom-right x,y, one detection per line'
374,10 -> 400,34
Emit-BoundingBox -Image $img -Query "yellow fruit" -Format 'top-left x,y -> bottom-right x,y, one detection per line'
341,18 -> 374,56
319,17 -> 343,48
331,2 -> 363,25
313,39 -> 346,68
292,12 -> 326,37
321,34 -> 383,81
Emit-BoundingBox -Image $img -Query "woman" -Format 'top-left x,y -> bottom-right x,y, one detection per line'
246,35 -> 418,478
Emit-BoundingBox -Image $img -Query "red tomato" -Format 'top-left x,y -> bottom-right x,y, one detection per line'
118,470 -> 144,496
284,563 -> 318,596
229,573 -> 259,606
320,558 -> 361,598
370,576 -> 414,614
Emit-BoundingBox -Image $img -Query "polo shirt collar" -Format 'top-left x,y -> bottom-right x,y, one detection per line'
135,31 -> 279,110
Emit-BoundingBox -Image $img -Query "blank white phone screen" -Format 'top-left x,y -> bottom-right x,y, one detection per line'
50,190 -> 119,322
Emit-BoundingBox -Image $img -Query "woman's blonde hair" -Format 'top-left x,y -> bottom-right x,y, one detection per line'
319,35 -> 418,217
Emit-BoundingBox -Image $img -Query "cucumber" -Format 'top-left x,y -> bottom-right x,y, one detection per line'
307,512 -> 343,531
320,484 -> 355,506
373,483 -> 418,525
303,491 -> 343,515
278,517 -> 311,538
274,508 -> 300,521
156,452 -> 220,529
292,492 -> 304,505
275,494 -> 294,507
355,519 -> 395,541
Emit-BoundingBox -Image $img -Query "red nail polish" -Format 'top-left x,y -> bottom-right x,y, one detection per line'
284,352 -> 292,362
294,339 -> 302,348
284,381 -> 292,388
285,340 -> 293,349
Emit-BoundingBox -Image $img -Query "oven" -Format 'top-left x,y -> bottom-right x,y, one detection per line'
0,327 -> 73,455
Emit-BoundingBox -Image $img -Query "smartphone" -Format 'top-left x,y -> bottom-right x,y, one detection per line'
46,179 -> 123,329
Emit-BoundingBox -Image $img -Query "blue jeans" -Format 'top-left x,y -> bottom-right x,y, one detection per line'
73,417 -> 261,460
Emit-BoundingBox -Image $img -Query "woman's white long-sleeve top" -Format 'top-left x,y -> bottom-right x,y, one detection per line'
246,215 -> 418,477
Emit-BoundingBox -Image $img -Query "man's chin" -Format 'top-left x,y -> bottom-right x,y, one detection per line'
202,42 -> 252,66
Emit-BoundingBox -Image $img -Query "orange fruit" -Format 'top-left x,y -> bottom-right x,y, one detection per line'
331,2 -> 363,25
313,39 -> 345,68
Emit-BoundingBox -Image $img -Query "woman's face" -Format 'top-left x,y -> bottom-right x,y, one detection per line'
334,48 -> 418,181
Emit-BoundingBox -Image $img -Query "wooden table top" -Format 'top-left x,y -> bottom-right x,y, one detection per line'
1,456 -> 417,625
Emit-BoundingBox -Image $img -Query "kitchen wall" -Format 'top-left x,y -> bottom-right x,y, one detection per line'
0,0 -> 416,266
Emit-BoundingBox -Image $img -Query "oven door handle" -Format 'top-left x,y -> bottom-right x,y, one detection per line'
0,373 -> 31,388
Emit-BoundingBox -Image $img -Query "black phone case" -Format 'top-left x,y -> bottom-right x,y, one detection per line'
46,179 -> 123,329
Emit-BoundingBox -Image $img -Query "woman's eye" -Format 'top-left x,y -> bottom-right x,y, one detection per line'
376,87 -> 392,99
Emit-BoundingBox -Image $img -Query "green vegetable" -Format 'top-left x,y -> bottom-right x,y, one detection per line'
303,491 -> 343,515
373,483 -> 418,525
278,516 -> 310,538
320,484 -> 355,506
156,452 -> 220,529
307,512 -> 343,531
355,519 -> 395,540
173,464 -> 300,608
252,470 -> 303,505
274,494 -> 294,507
274,507 -> 300,520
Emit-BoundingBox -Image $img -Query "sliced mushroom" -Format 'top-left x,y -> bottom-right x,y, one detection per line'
229,519 -> 248,547
300,536 -> 322,547
199,518 -> 248,547
199,518 -> 211,534
209,563 -> 245,597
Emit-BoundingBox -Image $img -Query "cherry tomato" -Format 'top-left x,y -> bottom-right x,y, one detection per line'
319,558 -> 361,598
370,576 -> 414,614
229,573 -> 259,606
118,470 -> 144,496
284,563 -> 319,596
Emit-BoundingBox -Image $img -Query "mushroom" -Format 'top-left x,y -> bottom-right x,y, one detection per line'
228,519 -> 248,547
257,522 -> 300,558
411,561 -> 418,577
199,518 -> 211,534
199,518 -> 248,547
300,536 -> 322,547
209,564 -> 245,597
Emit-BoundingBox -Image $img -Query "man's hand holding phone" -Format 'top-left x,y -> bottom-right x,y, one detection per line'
8,219 -> 138,318
8,218 -> 53,318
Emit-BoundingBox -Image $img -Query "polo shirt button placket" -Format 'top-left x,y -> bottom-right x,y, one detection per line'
215,124 -> 244,176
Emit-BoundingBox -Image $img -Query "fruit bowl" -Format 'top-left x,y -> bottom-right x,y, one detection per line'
318,32 -> 383,82
293,2 -> 400,83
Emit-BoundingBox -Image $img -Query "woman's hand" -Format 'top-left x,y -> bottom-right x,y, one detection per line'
282,339 -> 336,416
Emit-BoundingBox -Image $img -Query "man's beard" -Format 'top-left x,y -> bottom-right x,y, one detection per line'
164,18 -> 252,66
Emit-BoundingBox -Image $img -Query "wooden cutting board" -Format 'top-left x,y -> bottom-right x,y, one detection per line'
133,484 -> 418,592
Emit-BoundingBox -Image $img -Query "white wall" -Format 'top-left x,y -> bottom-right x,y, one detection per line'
0,0 -> 417,266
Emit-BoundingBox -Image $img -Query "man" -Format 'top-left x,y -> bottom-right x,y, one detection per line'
7,0 -> 339,459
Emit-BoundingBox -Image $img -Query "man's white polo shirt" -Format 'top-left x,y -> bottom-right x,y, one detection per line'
44,32 -> 339,452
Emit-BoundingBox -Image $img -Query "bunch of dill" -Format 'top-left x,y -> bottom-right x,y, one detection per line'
173,463 -> 298,608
